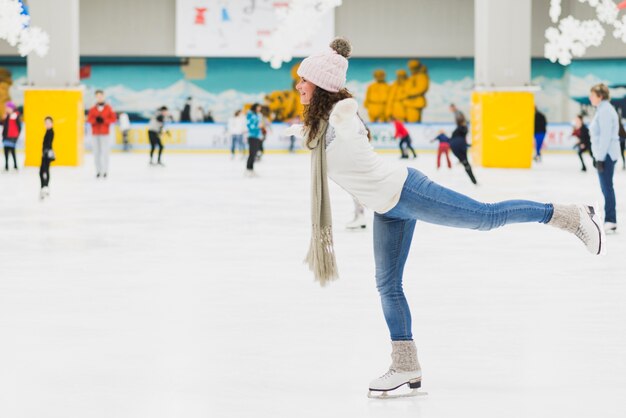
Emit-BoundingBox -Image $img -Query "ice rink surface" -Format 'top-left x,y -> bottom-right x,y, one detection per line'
0,151 -> 625,418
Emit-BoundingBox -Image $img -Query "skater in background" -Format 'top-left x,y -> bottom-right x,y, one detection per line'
534,107 -> 547,162
227,110 -> 247,159
449,103 -> 466,125
39,116 -> 54,200
571,115 -> 594,172
147,106 -> 169,166
245,103 -> 262,176
192,106 -> 205,123
257,106 -> 272,161
87,90 -> 117,178
589,84 -> 620,234
392,117 -> 416,159
294,37 -> 605,399
618,116 -> 625,170
180,97 -> 192,122
441,119 -> 478,185
287,115 -> 301,153
346,198 -> 367,230
431,130 -> 452,169
2,101 -> 20,171
118,112 -> 131,152
204,110 -> 215,123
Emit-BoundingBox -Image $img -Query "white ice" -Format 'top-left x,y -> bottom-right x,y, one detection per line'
0,152 -> 625,418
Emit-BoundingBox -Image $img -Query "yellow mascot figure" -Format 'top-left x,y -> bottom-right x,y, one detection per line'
290,63 -> 304,119
364,70 -> 390,122
403,59 -> 430,123
386,69 -> 409,121
0,68 -> 13,117
263,62 -> 304,122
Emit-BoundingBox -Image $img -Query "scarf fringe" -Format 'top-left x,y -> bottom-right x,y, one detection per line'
304,224 -> 339,287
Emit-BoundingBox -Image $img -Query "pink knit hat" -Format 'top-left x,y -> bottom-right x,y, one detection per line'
5,101 -> 16,110
297,38 -> 352,93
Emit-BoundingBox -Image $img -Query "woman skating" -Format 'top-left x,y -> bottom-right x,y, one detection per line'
294,38 -> 606,398
39,116 -> 54,200
589,84 -> 620,233
245,103 -> 262,176
437,119 -> 477,184
147,106 -> 168,166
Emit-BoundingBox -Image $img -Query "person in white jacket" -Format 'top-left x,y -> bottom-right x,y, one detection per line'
227,110 -> 247,159
118,112 -> 131,151
294,38 -> 606,399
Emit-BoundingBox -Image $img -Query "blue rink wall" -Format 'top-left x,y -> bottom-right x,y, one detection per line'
7,122 -> 581,153
96,122 -> 579,153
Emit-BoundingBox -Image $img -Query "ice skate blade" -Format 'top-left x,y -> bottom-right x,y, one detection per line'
367,389 -> 428,399
593,202 -> 607,256
368,379 -> 427,399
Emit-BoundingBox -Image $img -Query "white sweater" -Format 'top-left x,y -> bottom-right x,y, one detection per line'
325,98 -> 408,214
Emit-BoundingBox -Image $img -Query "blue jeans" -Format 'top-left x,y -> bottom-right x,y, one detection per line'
534,132 -> 546,157
374,168 -> 554,341
231,134 -> 244,154
597,157 -> 617,223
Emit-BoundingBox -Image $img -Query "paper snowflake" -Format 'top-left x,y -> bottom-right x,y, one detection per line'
546,0 -> 625,65
260,0 -> 342,69
0,0 -> 49,57
614,15 -> 626,41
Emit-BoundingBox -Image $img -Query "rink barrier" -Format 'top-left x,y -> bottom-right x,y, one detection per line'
13,122 -> 579,153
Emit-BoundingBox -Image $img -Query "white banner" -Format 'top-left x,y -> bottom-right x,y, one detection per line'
175,0 -> 335,57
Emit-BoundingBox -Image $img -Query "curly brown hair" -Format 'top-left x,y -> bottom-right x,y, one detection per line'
303,87 -> 353,149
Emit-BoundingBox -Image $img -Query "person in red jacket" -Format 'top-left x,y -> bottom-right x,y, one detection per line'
2,101 -> 21,171
87,90 -> 117,178
392,117 -> 416,159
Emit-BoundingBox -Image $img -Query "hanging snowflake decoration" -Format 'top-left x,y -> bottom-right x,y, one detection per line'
18,26 -> 50,57
550,0 -> 562,23
614,14 -> 626,41
0,0 -> 49,57
259,0 -> 342,69
546,0 -> 626,65
545,18 -> 605,65
596,0 -> 619,23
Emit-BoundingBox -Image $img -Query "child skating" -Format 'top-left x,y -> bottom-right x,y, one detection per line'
431,130 -> 452,169
293,38 -> 606,399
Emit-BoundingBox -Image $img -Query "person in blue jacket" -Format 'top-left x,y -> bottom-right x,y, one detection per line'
589,84 -> 620,234
245,103 -> 262,176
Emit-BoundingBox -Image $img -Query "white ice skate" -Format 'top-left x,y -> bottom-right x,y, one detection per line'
576,204 -> 606,255
548,204 -> 606,255
39,189 -> 46,200
368,369 -> 426,399
346,213 -> 366,230
604,222 -> 617,234
368,340 -> 427,399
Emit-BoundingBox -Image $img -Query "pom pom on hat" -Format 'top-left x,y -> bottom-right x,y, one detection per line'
329,37 -> 351,58
297,37 -> 351,93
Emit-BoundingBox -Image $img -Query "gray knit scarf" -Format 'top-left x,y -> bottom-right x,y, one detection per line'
304,119 -> 339,286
